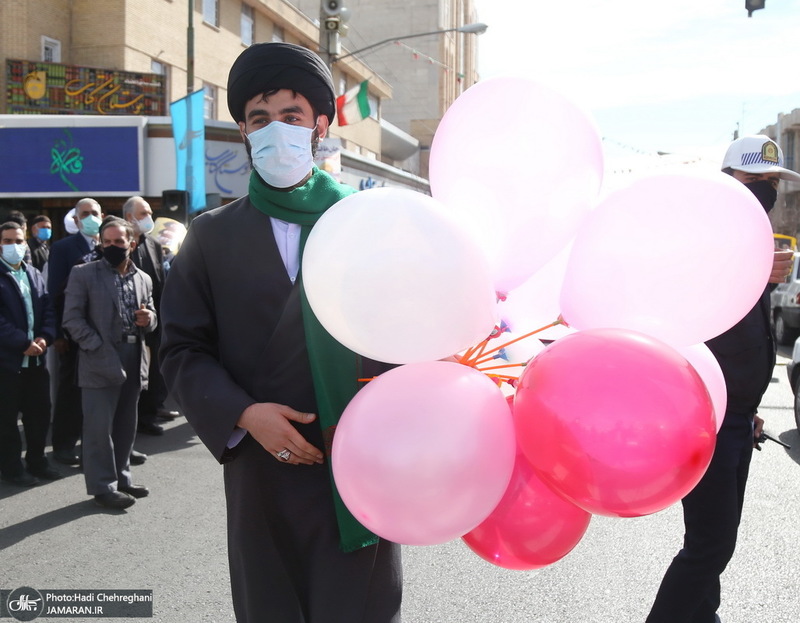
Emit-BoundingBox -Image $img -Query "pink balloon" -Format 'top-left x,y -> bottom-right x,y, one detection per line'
332,362 -> 516,545
514,328 -> 716,518
676,343 -> 727,432
429,77 -> 603,293
500,244 -> 569,328
462,447 -> 591,570
560,170 -> 774,346
498,243 -> 577,342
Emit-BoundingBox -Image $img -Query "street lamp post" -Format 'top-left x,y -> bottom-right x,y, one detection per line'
187,0 -> 195,94
330,22 -> 488,66
746,0 -> 766,17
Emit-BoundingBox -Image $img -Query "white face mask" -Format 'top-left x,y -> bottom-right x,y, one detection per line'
135,214 -> 155,235
248,121 -> 316,188
2,243 -> 26,266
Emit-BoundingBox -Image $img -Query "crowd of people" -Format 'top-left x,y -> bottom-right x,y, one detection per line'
0,198 -> 180,509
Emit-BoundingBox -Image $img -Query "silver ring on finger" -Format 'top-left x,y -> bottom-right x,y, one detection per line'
276,448 -> 292,462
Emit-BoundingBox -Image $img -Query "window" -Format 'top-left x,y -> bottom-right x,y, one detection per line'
202,0 -> 219,27
786,132 -> 796,172
241,4 -> 254,46
272,25 -> 284,43
151,59 -> 170,103
368,93 -> 379,120
203,83 -> 216,119
42,36 -> 61,63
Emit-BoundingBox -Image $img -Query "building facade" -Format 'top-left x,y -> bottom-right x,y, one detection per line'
761,109 -> 800,241
294,0 -> 482,177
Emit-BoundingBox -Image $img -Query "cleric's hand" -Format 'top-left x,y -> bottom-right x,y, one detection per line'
238,403 -> 324,465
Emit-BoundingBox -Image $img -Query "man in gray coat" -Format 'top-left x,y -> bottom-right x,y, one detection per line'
63,217 -> 157,509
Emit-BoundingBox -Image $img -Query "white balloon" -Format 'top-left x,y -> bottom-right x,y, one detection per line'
303,188 -> 498,364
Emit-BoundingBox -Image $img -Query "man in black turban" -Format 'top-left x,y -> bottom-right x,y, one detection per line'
227,42 -> 335,125
160,43 -> 402,623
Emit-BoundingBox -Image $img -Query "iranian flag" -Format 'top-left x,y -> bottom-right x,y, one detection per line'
336,81 -> 370,126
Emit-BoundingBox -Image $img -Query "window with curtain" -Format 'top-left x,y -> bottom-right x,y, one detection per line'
203,83 -> 216,119
203,0 -> 219,27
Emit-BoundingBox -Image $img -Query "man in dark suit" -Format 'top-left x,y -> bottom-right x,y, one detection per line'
646,135 -> 798,622
0,222 -> 61,486
48,198 -> 103,466
63,217 -> 157,509
122,196 -> 177,436
160,43 -> 401,623
27,215 -> 52,272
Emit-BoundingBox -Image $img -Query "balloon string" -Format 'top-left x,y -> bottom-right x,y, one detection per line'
459,337 -> 490,363
467,318 -> 563,367
360,318 -> 563,383
476,362 -> 525,372
470,338 -> 491,360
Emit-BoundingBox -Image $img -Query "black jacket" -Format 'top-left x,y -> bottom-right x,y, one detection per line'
0,261 -> 56,373
27,237 -> 49,272
705,287 -> 775,416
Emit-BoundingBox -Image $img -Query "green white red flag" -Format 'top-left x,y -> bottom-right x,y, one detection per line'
336,81 -> 370,126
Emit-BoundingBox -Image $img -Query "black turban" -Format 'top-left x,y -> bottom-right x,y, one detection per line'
227,42 -> 336,124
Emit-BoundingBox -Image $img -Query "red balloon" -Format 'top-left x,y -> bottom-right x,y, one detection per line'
514,328 -> 716,518
463,449 -> 591,570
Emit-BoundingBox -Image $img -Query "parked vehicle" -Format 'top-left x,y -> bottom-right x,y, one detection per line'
769,252 -> 800,345
774,233 -> 797,251
786,336 -> 800,433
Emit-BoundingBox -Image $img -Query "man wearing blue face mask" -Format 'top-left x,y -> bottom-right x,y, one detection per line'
160,43 -> 401,623
0,221 -> 60,487
48,198 -> 104,467
27,215 -> 52,272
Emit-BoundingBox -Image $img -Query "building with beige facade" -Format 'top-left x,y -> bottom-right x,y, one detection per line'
761,109 -> 800,242
294,0 -> 482,176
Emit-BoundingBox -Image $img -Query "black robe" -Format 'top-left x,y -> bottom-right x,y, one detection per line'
159,196 -> 402,623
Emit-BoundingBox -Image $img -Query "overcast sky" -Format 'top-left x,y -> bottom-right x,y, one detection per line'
473,0 -> 800,169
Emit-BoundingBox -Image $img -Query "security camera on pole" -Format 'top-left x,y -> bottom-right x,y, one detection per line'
319,0 -> 350,66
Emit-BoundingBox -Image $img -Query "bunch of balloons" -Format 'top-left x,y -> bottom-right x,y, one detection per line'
302,76 -> 775,571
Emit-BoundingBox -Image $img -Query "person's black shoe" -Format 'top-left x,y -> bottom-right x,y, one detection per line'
94,491 -> 135,509
52,449 -> 81,465
28,464 -> 64,480
130,450 -> 147,465
2,472 -> 42,487
118,484 -> 150,498
137,422 -> 164,436
155,408 -> 180,421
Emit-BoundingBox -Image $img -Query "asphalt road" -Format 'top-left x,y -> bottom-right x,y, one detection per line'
2,356 -> 799,623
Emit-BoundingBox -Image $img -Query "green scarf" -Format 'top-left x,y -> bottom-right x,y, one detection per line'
248,168 -> 378,553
